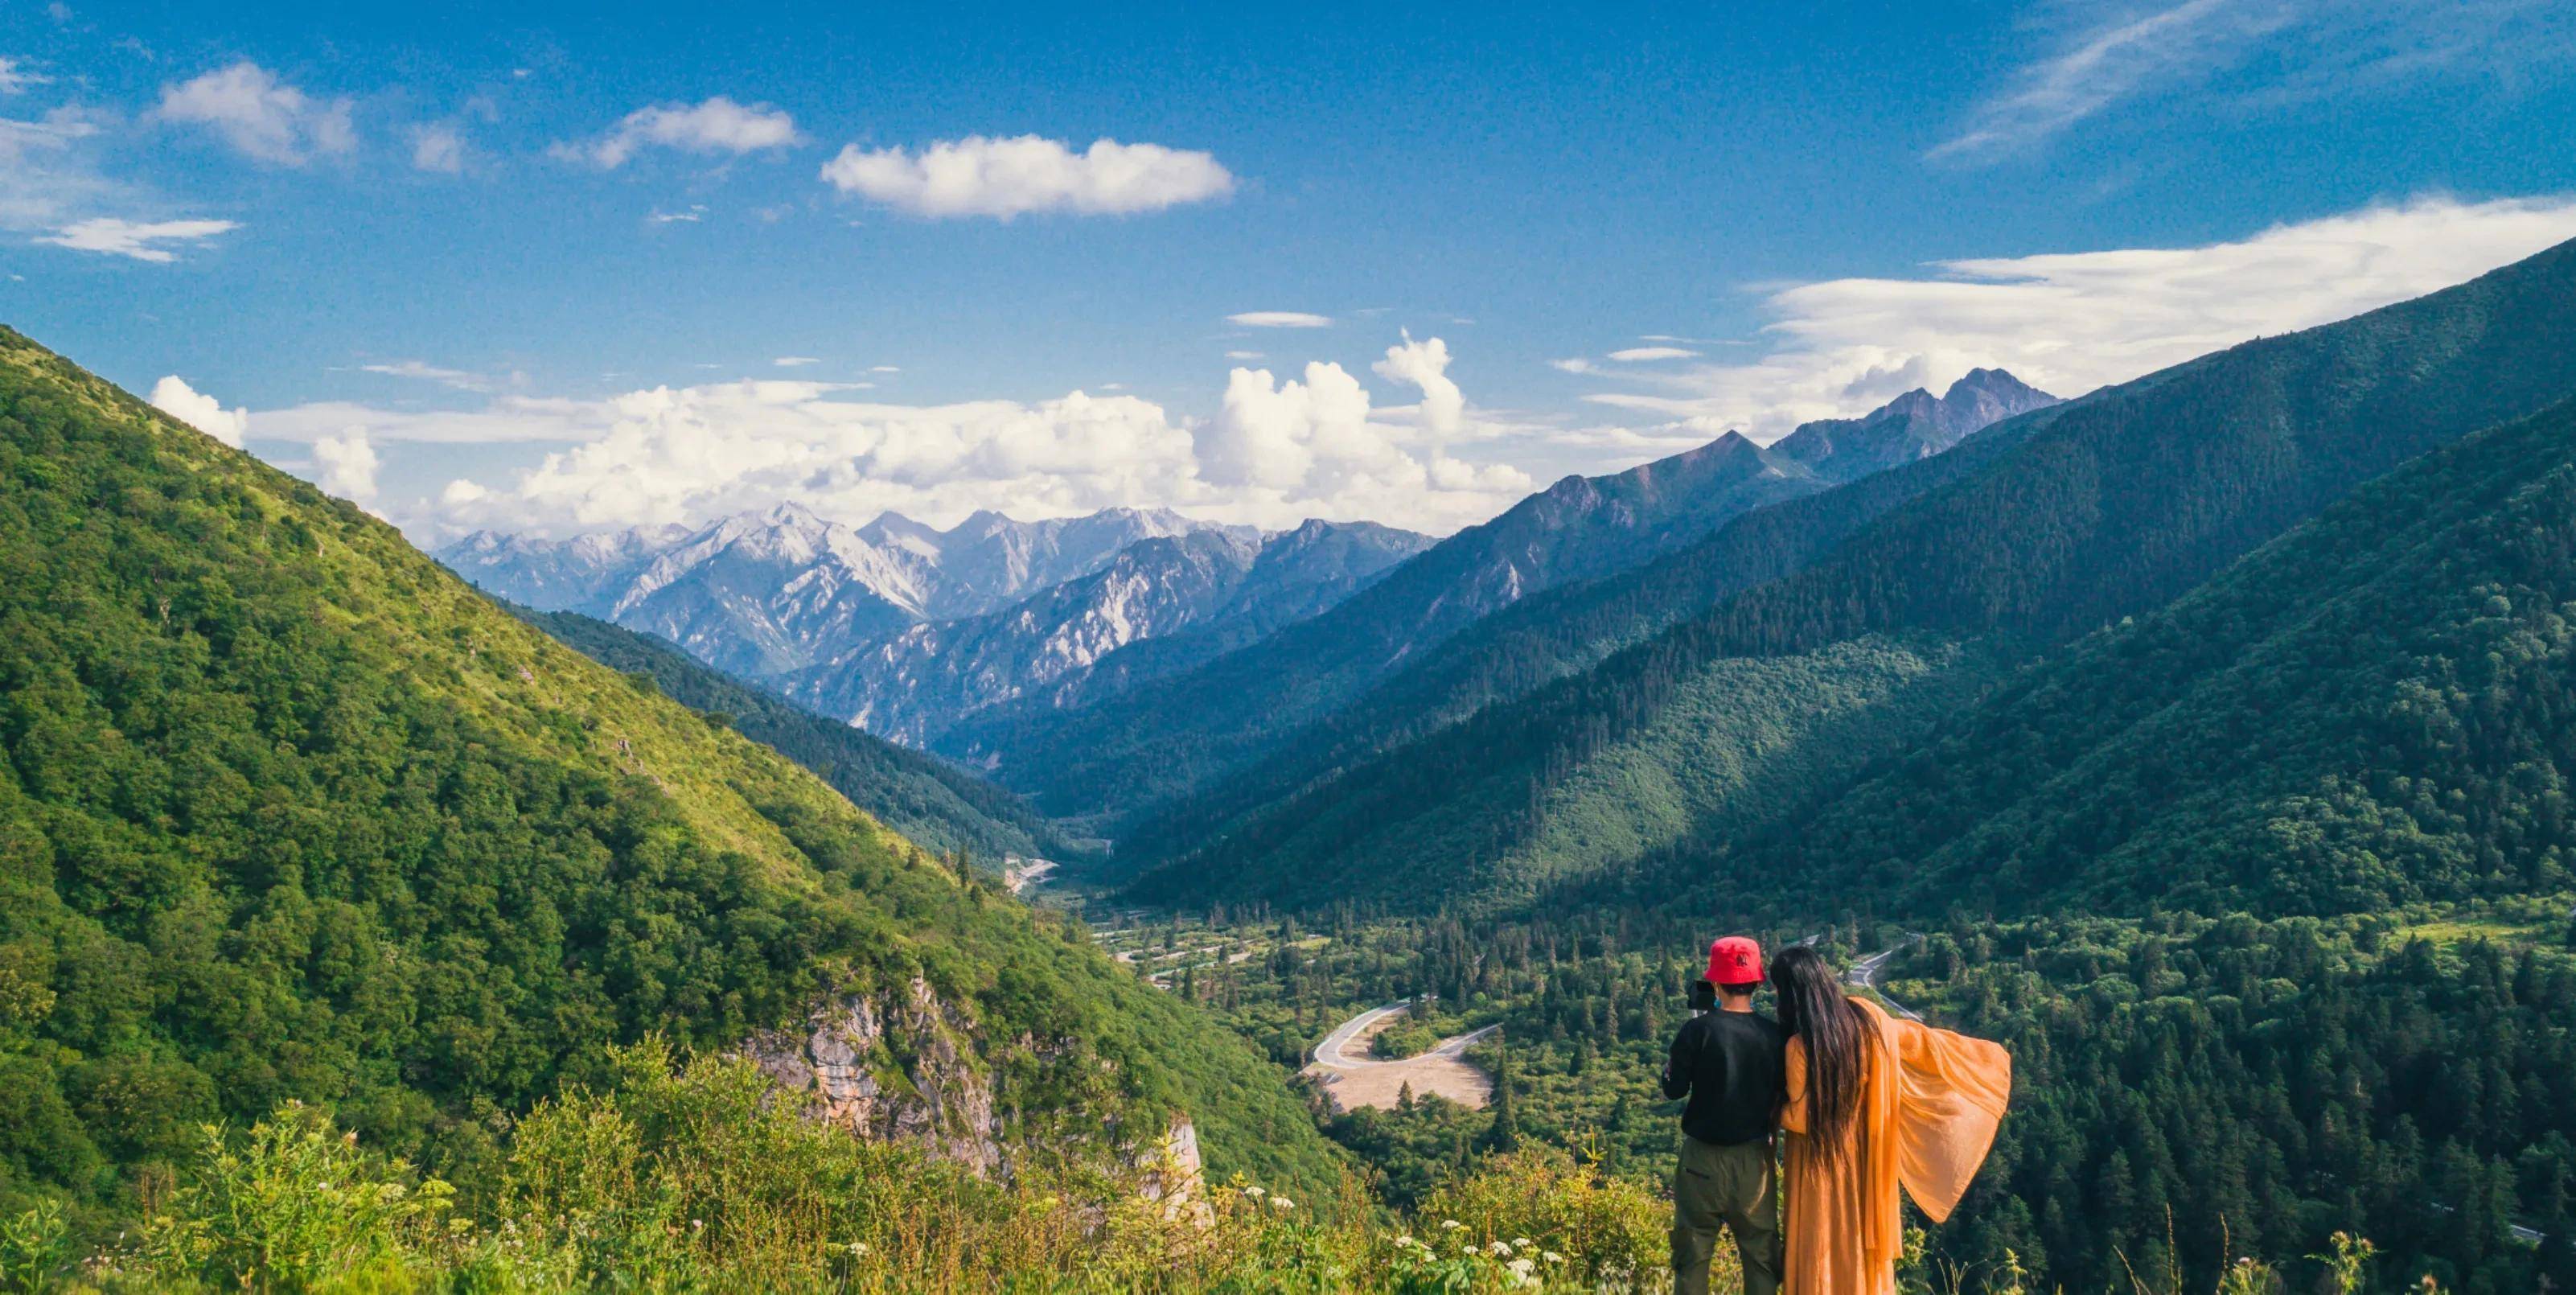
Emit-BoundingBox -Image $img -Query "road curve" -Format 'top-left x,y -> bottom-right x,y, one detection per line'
1847,937 -> 1924,1022
1311,998 -> 1499,1070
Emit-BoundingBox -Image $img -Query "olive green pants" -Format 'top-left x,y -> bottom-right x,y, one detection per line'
1671,1134 -> 1781,1295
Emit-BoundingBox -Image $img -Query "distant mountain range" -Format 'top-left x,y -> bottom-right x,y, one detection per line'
776,520 -> 1435,746
442,504 -> 1432,744
941,368 -> 2060,824
442,504 -> 1248,677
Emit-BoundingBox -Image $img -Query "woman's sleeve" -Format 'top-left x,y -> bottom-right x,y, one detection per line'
1778,1036 -> 1809,1134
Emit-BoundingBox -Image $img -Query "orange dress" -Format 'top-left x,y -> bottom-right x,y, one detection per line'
1778,997 -> 2013,1295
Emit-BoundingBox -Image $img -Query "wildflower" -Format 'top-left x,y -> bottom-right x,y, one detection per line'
1269,1195 -> 1293,1211
1395,1234 -> 1418,1249
1440,1219 -> 1465,1230
1543,1250 -> 1565,1264
691,1219 -> 705,1231
1513,1237 -> 1532,1250
1243,1185 -> 1266,1198
1489,1240 -> 1514,1256
1507,1256 -> 1538,1285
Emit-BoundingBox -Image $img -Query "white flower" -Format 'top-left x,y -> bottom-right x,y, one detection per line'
1543,1250 -> 1565,1264
1506,1256 -> 1539,1287
1513,1238 -> 1533,1249
1243,1185 -> 1266,1198
1489,1240 -> 1514,1256
1395,1234 -> 1418,1249
1440,1219 -> 1465,1230
1269,1195 -> 1294,1211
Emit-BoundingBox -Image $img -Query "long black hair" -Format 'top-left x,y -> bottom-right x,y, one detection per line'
1770,945 -> 1878,1158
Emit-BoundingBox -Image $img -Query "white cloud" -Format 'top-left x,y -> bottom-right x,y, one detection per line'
149,376 -> 246,447
362,360 -> 487,391
821,134 -> 1232,219
1228,311 -> 1332,328
253,394 -> 604,446
320,336 -> 1535,537
154,62 -> 355,166
1570,194 -> 2576,439
39,216 -> 236,261
1936,0 -> 2576,164
1225,350 -> 1263,360
0,108 -> 110,231
774,356 -> 819,367
560,97 -> 799,169
1932,0 -> 2239,162
410,122 -> 466,173
1548,358 -> 1599,375
312,427 -> 379,500
867,364 -> 900,374
0,57 -> 48,95
647,205 -> 705,224
1373,332 -> 1464,441
1605,346 -> 1699,362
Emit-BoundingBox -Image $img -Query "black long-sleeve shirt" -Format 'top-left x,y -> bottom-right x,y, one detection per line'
1661,1009 -> 1788,1146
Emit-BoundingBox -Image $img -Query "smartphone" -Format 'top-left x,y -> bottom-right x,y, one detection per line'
1688,978 -> 1716,1013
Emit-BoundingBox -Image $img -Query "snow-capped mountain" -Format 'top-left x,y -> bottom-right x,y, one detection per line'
777,520 -> 1433,744
435,503 -> 1358,689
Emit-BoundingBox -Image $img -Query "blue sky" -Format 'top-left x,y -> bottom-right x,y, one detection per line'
7,0 -> 2576,536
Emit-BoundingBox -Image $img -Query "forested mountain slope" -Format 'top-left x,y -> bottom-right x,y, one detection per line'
1115,409 -> 2069,867
0,329 -> 1341,1218
1723,391 -> 2576,919
1135,236 -> 2576,914
947,373 -> 2051,824
507,605 -> 1082,865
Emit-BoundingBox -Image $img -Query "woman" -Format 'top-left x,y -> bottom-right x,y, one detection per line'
1771,944 -> 2013,1294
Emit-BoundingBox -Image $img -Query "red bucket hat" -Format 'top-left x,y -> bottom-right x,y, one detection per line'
1706,935 -> 1765,987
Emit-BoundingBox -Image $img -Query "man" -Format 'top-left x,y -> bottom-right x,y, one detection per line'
1662,935 -> 1786,1295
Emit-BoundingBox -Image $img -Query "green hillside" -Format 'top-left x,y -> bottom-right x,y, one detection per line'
1114,418 -> 2055,870
1135,236 -> 2576,915
0,328 -> 1341,1221
1726,391 -> 2576,919
504,605 -> 1082,868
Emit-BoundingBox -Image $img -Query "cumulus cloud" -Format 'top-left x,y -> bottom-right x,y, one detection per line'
149,376 -> 247,447
40,216 -> 236,261
1571,194 -> 2576,440
820,135 -> 1233,219
1605,347 -> 1698,362
1373,332 -> 1464,440
1228,311 -> 1331,328
285,337 -> 1534,537
154,62 -> 355,166
410,123 -> 466,173
559,97 -> 799,169
312,427 -> 379,500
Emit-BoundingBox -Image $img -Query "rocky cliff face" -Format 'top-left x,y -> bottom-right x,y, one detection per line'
740,976 -> 1206,1200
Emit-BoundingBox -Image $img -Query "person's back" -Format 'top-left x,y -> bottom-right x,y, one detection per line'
1662,937 -> 1786,1295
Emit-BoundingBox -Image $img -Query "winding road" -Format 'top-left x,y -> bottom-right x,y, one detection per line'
1305,997 -> 1500,1112
1847,937 -> 1924,1022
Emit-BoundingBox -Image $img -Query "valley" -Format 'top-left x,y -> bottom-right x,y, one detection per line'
14,225 -> 2576,1295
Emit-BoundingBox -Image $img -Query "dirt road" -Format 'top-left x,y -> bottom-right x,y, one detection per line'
1304,999 -> 1498,1112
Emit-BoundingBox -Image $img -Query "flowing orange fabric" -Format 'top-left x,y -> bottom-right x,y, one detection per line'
1778,997 -> 2012,1294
